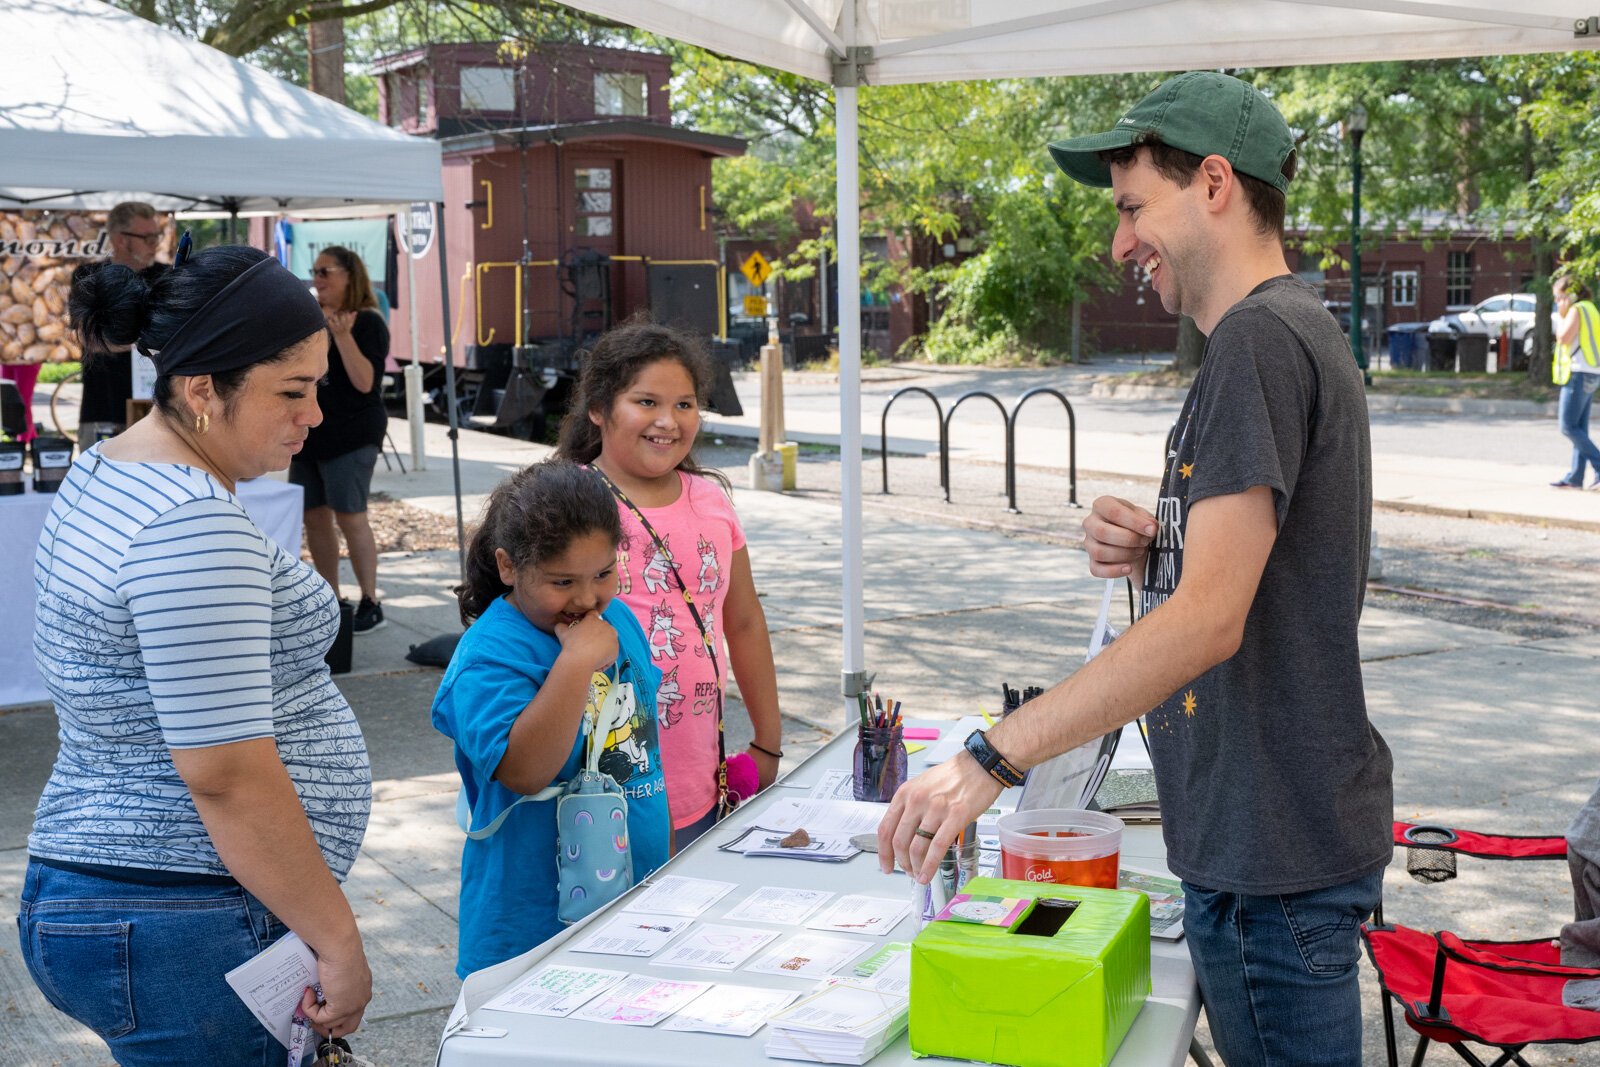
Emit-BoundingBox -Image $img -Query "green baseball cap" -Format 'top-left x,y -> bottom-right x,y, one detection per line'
1048,71 -> 1295,193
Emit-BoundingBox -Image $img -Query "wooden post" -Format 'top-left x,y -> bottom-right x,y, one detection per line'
750,339 -> 786,491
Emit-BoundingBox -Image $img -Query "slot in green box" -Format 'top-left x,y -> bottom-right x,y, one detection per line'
910,877 -> 1151,1067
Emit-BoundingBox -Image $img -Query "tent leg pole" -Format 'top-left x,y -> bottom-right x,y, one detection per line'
403,210 -> 427,472
836,81 -> 866,722
435,200 -> 467,582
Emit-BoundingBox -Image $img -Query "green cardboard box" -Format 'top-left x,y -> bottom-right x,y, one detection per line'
909,877 -> 1151,1067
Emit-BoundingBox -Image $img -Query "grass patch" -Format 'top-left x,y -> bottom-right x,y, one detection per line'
37,361 -> 81,385
1367,372 -> 1554,402
1117,367 -> 1555,402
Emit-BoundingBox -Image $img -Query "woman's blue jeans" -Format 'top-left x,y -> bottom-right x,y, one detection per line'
1182,870 -> 1384,1067
17,860 -> 310,1066
1558,373 -> 1600,485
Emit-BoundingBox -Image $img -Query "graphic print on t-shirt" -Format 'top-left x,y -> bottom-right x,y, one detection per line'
617,531 -> 634,596
658,665 -> 685,727
693,605 -> 715,659
695,535 -> 722,594
647,600 -> 684,660
588,669 -> 658,786
642,536 -> 674,595
1144,394 -> 1200,732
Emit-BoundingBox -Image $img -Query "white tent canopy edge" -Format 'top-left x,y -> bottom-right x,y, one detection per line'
557,0 -> 1600,717
571,0 -> 1599,84
0,0 -> 443,213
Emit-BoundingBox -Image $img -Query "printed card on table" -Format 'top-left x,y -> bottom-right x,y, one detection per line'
749,798 -> 887,836
620,874 -> 737,918
572,912 -> 691,957
653,923 -> 780,971
933,893 -> 1032,928
479,964 -> 627,1017
804,769 -> 857,802
805,894 -> 912,937
744,932 -> 871,979
722,885 -> 834,926
569,974 -> 713,1027
661,984 -> 800,1036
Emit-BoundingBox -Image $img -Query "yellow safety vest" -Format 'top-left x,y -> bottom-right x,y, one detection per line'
1554,298 -> 1600,385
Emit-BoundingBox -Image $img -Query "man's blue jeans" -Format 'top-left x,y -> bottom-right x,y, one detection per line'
1182,870 -> 1384,1067
1558,373 -> 1600,485
17,860 -> 310,1066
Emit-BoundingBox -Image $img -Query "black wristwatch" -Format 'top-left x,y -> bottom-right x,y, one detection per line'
964,729 -> 1025,788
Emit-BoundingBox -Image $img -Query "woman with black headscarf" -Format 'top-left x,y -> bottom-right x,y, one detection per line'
19,241 -> 373,1063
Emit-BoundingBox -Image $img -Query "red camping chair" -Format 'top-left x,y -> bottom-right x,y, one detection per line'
1362,821 -> 1600,1067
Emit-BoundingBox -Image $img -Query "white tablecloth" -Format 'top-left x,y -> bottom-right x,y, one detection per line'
0,478 -> 303,708
439,724 -> 1200,1067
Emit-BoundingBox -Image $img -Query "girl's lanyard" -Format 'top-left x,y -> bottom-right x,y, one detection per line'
589,465 -> 732,812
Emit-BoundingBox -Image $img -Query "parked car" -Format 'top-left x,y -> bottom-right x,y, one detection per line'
1429,293 -> 1537,340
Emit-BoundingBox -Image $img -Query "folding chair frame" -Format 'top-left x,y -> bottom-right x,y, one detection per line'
1365,822 -> 1600,1067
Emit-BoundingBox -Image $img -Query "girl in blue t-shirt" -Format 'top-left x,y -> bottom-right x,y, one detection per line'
432,460 -> 670,977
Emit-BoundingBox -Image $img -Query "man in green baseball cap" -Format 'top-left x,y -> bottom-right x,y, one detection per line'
878,72 -> 1391,1067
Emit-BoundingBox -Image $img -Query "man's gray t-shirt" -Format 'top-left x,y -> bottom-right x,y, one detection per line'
1140,274 -> 1393,896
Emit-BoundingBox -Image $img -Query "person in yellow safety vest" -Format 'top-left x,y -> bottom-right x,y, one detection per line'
1550,274 -> 1600,489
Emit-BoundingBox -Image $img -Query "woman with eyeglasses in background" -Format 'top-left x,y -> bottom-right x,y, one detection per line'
293,245 -> 391,634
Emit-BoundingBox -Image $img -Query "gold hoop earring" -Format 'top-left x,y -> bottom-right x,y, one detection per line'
195,412 -> 210,435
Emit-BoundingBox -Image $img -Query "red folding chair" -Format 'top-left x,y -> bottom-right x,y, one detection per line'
1362,821 -> 1600,1067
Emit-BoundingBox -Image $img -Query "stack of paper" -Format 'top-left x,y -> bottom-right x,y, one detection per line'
1119,865 -> 1185,941
764,982 -> 909,1065
718,826 -> 862,862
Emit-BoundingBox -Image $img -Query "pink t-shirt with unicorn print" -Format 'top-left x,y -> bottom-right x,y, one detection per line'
613,471 -> 746,829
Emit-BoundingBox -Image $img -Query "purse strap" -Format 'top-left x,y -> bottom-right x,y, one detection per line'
457,660 -> 630,840
589,465 -> 731,813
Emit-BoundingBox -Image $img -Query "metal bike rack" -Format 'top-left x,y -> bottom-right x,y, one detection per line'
941,391 -> 1009,504
1006,387 -> 1079,512
879,386 -> 946,495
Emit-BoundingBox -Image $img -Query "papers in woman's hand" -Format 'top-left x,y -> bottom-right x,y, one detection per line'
223,931 -> 318,1049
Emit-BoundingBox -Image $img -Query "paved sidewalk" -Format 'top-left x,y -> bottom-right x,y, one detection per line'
5,415 -> 1599,1065
708,363 -> 1600,530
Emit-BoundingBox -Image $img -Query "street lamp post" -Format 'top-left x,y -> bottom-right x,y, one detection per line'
1344,104 -> 1368,376
1342,104 -> 1381,579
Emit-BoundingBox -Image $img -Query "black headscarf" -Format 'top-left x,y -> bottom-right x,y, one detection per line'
145,256 -> 327,377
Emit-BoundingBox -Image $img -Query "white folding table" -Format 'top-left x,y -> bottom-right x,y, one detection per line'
438,723 -> 1200,1066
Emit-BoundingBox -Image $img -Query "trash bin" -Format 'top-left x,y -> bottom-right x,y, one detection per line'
1385,323 -> 1428,370
1426,332 -> 1458,372
1456,334 -> 1490,373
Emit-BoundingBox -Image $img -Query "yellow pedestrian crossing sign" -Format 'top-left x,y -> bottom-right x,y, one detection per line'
739,250 -> 772,288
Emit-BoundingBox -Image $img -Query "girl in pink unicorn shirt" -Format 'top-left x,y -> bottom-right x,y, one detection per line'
557,321 -> 784,848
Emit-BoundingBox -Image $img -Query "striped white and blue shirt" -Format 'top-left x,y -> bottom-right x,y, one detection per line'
28,445 -> 371,879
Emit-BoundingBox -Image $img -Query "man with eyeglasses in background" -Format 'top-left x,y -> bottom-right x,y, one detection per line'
78,201 -> 166,441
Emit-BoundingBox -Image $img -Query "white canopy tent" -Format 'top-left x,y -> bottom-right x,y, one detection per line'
552,0 -> 1599,713
0,0 -> 443,215
0,0 -> 472,567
